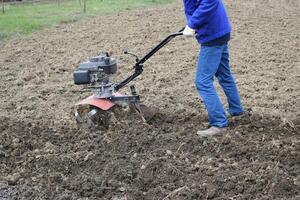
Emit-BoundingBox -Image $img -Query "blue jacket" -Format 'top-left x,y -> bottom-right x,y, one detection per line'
183,0 -> 231,44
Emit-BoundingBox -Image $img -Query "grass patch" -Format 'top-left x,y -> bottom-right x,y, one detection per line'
0,0 -> 174,39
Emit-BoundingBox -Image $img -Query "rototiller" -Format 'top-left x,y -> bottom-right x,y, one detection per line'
73,28 -> 184,128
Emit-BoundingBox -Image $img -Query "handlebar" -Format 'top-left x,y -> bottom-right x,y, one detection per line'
115,28 -> 184,91
134,28 -> 184,67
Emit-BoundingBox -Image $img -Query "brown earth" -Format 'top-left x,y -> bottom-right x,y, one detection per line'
0,0 -> 300,199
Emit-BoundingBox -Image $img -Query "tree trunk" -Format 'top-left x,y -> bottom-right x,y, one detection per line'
83,0 -> 86,13
2,0 -> 4,14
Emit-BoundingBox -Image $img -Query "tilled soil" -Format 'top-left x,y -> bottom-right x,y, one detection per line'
0,0 -> 299,199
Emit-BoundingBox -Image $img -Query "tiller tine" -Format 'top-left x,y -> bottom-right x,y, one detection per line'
75,93 -> 158,129
75,108 -> 98,129
74,95 -> 118,129
127,85 -> 159,122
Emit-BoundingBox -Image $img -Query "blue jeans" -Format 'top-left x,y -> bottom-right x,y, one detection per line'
195,44 -> 243,128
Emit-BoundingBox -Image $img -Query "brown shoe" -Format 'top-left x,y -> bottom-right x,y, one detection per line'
196,126 -> 226,137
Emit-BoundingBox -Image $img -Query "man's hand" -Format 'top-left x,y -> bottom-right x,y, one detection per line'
182,25 -> 196,37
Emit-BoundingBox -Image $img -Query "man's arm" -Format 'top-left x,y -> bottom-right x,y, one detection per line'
183,0 -> 193,20
188,0 -> 219,30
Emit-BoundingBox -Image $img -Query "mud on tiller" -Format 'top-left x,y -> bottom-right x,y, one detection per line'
73,28 -> 184,128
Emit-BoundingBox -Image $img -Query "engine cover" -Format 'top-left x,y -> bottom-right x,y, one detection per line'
73,54 -> 117,85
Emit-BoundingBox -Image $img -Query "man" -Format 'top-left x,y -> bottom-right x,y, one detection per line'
182,0 -> 244,136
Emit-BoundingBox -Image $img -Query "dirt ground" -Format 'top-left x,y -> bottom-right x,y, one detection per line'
0,0 -> 299,199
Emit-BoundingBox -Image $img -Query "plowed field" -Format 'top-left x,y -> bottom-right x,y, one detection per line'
0,0 -> 299,199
